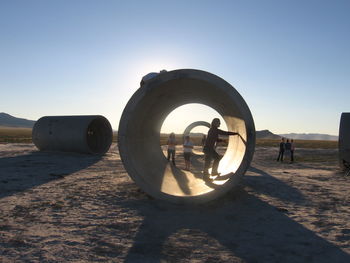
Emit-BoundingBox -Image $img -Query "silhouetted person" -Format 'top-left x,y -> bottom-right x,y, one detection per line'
291,139 -> 295,163
183,135 -> 194,171
285,139 -> 292,163
203,118 -> 238,180
167,132 -> 177,165
276,137 -> 285,162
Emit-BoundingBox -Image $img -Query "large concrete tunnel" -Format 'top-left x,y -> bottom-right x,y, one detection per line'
118,69 -> 255,204
32,115 -> 113,154
339,112 -> 350,169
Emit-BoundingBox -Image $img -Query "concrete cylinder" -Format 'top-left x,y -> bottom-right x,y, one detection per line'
183,121 -> 210,140
33,115 -> 113,154
182,121 -> 210,155
339,112 -> 350,169
118,69 -> 255,204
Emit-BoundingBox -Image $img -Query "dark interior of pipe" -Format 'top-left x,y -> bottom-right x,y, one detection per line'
87,117 -> 113,154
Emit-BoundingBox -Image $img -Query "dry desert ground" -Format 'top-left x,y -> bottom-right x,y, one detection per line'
0,143 -> 349,262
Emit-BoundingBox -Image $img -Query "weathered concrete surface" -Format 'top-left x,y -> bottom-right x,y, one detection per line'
33,115 -> 112,154
118,69 -> 255,204
339,112 -> 350,169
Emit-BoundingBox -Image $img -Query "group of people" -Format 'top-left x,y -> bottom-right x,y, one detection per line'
276,137 -> 295,163
167,118 -> 239,181
143,72 -> 239,180
166,133 -> 194,171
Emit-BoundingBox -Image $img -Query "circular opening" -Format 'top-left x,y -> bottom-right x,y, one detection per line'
118,69 -> 255,203
160,103 -> 229,174
160,103 -> 226,151
87,117 -> 113,154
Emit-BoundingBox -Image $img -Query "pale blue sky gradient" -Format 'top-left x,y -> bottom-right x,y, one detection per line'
1,0 -> 349,135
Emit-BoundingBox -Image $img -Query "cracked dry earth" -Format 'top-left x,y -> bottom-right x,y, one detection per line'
0,143 -> 349,262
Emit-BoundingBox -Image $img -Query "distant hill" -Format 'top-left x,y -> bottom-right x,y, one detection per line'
256,130 -> 281,139
0,113 -> 35,128
278,133 -> 338,141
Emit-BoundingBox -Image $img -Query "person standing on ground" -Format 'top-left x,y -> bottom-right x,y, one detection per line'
203,118 -> 239,180
167,132 -> 177,165
285,139 -> 292,163
183,135 -> 194,171
290,139 -> 295,163
276,137 -> 285,162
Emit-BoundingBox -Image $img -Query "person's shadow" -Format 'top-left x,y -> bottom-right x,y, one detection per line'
0,150 -> 102,198
245,166 -> 306,205
119,167 -> 349,262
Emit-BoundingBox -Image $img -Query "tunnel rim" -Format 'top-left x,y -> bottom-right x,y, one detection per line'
118,69 -> 256,204
86,115 -> 113,154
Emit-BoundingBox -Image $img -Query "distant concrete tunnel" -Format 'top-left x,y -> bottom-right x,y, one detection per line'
182,121 -> 210,155
183,121 -> 210,140
33,115 -> 113,154
118,69 -> 255,204
339,112 -> 350,169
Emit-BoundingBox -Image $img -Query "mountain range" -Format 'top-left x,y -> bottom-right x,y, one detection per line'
0,113 -> 339,141
0,112 -> 36,128
278,133 -> 338,141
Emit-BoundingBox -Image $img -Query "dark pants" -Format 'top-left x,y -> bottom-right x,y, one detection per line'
167,149 -> 175,164
203,147 -> 222,175
291,150 -> 294,162
277,150 -> 284,162
183,152 -> 191,161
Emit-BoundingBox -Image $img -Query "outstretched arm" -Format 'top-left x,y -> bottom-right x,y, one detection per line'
217,129 -> 239,136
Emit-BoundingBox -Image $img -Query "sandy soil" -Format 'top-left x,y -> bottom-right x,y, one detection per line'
0,143 -> 349,262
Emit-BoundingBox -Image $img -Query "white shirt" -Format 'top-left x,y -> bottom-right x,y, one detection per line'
183,141 -> 193,153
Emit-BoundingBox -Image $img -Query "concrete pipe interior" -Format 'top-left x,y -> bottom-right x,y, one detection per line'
87,117 -> 113,154
118,69 -> 255,203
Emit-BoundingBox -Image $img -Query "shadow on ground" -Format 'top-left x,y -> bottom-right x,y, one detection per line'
100,166 -> 349,262
0,151 -> 101,198
245,166 -> 306,205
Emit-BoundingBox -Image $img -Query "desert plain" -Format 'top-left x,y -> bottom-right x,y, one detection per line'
0,141 -> 349,262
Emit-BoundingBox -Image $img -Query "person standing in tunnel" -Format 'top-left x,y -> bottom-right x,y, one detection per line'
203,118 -> 239,180
167,132 -> 177,165
183,135 -> 194,171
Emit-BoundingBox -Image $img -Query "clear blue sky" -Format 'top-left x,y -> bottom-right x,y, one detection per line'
1,0 -> 349,135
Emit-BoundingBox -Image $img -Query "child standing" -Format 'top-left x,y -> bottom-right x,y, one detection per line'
183,135 -> 194,171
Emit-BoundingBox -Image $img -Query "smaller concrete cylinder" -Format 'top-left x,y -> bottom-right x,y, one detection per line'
339,112 -> 350,169
32,115 -> 113,154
